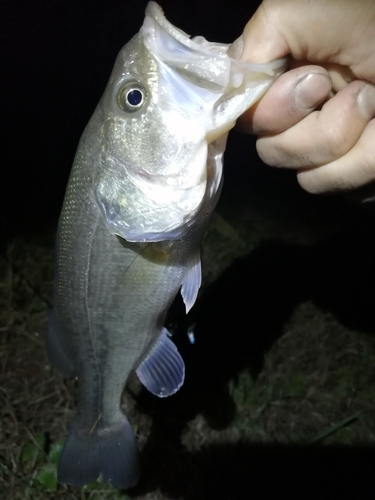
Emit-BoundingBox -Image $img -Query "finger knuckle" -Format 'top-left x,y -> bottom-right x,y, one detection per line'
324,126 -> 348,157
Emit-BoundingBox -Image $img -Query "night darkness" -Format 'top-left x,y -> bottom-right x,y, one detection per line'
1,0 -> 262,234
2,1 -> 375,498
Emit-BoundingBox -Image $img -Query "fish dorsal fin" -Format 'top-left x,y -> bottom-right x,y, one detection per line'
46,309 -> 75,378
136,328 -> 185,397
181,250 -> 202,313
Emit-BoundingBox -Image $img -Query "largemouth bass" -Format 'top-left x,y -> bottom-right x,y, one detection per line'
47,1 -> 286,489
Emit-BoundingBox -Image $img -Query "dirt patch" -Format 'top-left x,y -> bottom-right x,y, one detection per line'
1,183 -> 375,498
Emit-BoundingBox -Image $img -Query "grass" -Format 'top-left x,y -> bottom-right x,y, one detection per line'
1,191 -> 375,498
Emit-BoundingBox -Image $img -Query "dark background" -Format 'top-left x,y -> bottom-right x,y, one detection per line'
2,1 -> 375,498
1,0 -> 265,235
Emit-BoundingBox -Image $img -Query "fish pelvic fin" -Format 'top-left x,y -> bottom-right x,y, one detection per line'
136,328 -> 185,397
58,414 -> 140,489
181,249 -> 202,313
46,309 -> 75,378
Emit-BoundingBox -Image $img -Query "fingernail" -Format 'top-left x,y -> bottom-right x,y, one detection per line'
227,35 -> 243,59
357,83 -> 375,120
294,73 -> 332,110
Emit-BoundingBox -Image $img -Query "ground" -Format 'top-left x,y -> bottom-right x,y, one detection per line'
1,135 -> 375,499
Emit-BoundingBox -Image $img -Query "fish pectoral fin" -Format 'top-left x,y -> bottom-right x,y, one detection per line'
181,249 -> 202,313
46,309 -> 75,378
58,415 -> 139,489
136,328 -> 185,398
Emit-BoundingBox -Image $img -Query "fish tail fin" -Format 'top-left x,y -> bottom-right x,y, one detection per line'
58,415 -> 140,489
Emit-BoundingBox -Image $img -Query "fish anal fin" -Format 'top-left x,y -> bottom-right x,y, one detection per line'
58,415 -> 140,489
181,250 -> 202,313
136,328 -> 185,397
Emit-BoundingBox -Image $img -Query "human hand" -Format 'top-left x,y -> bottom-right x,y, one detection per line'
237,0 -> 375,198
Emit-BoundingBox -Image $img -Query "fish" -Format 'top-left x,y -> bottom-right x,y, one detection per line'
47,1 -> 286,490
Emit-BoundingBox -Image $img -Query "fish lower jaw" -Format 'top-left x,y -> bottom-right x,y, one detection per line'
206,121 -> 235,143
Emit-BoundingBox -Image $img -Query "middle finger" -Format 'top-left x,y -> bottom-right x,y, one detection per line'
256,80 -> 375,169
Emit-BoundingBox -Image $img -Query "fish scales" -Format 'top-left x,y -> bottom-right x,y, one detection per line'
47,1 -> 286,490
51,132 -> 198,487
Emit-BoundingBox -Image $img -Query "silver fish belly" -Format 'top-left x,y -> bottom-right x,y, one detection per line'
47,1 -> 286,489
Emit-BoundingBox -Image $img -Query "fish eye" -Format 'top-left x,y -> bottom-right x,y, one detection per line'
118,82 -> 147,113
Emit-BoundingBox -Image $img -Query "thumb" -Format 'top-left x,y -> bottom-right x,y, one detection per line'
239,0 -> 353,67
239,3 -> 290,63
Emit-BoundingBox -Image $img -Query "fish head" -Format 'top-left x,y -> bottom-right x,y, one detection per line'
92,2 -> 287,242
